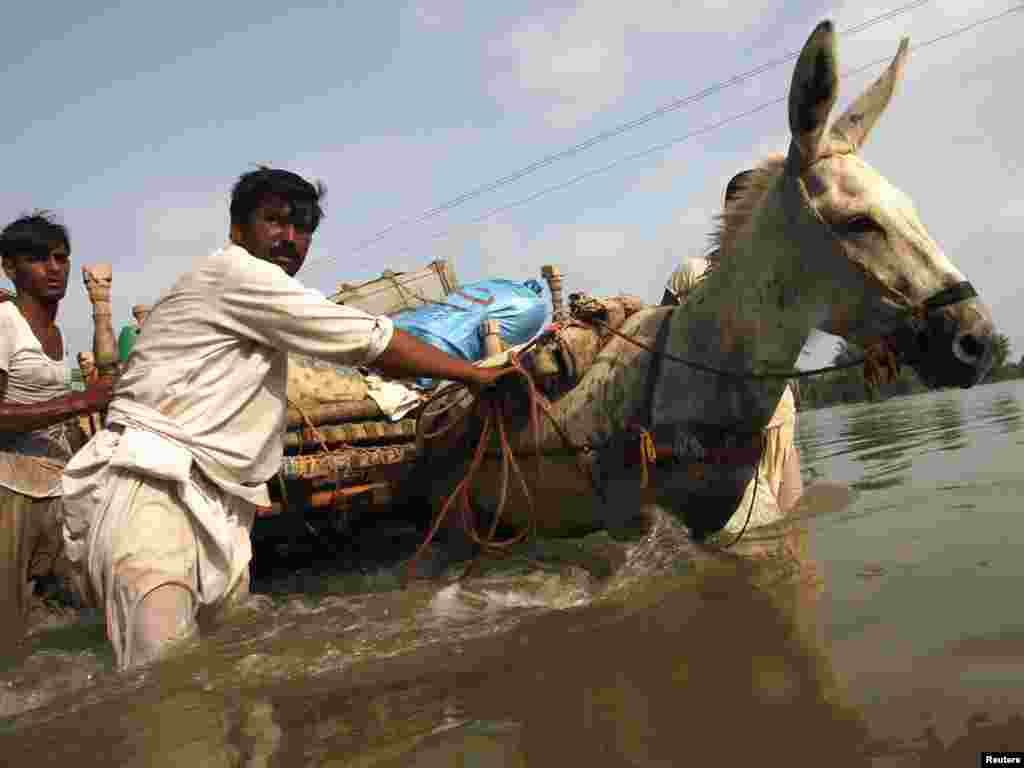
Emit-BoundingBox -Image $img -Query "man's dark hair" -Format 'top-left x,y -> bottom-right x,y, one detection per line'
724,169 -> 756,206
229,167 -> 327,233
0,211 -> 71,261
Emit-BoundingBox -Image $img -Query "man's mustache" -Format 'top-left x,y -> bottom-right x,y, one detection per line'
271,242 -> 298,258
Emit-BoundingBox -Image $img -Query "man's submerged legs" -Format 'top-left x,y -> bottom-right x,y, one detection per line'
130,582 -> 197,667
73,463 -> 255,671
98,474 -> 202,669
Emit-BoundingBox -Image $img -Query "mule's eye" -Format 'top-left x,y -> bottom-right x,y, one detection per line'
840,215 -> 883,235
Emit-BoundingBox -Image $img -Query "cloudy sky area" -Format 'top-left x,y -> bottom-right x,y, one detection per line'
1,0 -> 1020,369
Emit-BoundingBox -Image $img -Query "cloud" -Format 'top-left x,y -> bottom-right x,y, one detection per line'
998,199 -> 1024,223
487,0 -> 777,130
488,6 -> 627,130
142,195 -> 225,252
408,0 -> 467,29
413,5 -> 445,28
476,219 -> 527,272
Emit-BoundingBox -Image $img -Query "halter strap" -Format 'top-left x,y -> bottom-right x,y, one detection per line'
922,281 -> 976,311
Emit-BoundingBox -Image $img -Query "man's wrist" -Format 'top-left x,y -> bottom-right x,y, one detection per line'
72,392 -> 91,414
459,366 -> 485,386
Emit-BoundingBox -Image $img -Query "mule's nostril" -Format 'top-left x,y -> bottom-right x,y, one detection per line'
953,332 -> 988,364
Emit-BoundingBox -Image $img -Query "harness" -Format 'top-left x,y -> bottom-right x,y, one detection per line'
587,279 -> 978,545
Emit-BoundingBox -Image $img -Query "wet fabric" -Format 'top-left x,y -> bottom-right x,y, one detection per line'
64,427 -> 253,669
0,487 -> 65,646
724,385 -> 799,532
62,242 -> 396,666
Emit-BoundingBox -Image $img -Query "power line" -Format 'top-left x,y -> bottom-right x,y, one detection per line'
329,1 -> 932,263
362,4 -> 1022,267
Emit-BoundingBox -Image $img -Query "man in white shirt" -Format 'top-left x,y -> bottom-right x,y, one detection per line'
0,213 -> 113,645
61,168 -> 506,669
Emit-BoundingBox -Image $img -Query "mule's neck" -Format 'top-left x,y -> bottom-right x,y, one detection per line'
657,186 -> 823,427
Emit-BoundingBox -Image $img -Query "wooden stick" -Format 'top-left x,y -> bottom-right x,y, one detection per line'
541,264 -> 569,323
82,263 -> 119,378
257,482 -> 391,517
286,399 -> 383,428
283,418 -> 418,451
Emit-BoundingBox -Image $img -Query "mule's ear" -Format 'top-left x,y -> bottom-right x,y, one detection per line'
830,37 -> 909,151
788,20 -> 839,166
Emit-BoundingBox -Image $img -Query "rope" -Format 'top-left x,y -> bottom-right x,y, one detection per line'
561,302 -> 811,549
638,431 -> 657,489
407,353 -> 546,582
385,273 -> 471,313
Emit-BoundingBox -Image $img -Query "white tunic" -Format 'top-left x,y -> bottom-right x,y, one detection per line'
62,243 -> 394,579
0,301 -> 75,498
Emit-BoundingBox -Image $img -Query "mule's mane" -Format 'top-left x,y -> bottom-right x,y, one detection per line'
706,153 -> 786,271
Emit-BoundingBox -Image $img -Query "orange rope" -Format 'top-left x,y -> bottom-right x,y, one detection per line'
638,430 -> 657,489
407,353 -> 545,582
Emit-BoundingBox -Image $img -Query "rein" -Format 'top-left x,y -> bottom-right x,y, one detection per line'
408,354 -> 548,582
571,280 -> 976,548
402,280 -> 978,576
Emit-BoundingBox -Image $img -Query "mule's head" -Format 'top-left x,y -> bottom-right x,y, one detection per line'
783,21 -> 994,388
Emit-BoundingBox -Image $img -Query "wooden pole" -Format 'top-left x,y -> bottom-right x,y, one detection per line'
540,264 -> 569,323
257,482 -> 391,517
286,399 -> 383,428
82,264 -> 119,379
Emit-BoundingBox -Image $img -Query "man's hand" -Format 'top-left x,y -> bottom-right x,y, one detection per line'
468,365 -> 509,393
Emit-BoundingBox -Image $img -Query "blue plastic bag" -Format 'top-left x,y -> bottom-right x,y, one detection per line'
392,279 -> 549,374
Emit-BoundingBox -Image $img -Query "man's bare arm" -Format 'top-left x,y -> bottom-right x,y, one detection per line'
369,329 -> 504,389
0,370 -> 114,434
216,261 -> 509,389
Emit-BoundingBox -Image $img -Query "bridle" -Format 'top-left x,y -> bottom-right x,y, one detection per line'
573,278 -> 979,547
572,278 -> 978,383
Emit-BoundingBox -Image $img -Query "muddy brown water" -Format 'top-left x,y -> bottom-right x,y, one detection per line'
2,381 -> 1023,766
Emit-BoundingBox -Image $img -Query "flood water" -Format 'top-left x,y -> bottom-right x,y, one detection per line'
2,380 -> 1023,766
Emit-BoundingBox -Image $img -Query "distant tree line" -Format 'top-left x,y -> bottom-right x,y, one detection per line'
795,333 -> 1020,411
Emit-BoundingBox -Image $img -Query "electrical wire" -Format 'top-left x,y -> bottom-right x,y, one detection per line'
336,5 -> 1022,269
323,1 -> 934,264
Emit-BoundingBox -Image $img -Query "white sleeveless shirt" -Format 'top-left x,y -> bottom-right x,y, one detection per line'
0,301 -> 75,497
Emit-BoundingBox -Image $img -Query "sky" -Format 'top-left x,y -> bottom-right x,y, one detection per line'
1,0 -> 1021,370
